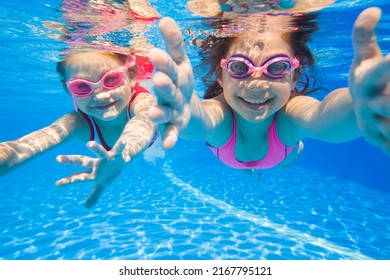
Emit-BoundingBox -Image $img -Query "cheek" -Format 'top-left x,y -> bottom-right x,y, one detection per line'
111,86 -> 132,108
273,82 -> 293,104
74,96 -> 90,105
111,82 -> 131,95
73,96 -> 91,110
122,80 -> 134,96
122,86 -> 133,101
222,79 -> 241,102
221,72 -> 241,92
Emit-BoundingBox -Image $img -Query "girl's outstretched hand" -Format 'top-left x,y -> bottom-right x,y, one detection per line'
148,17 -> 194,149
349,7 -> 390,155
55,140 -> 129,209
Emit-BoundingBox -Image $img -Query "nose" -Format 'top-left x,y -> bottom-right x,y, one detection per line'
245,77 -> 269,92
93,87 -> 110,98
249,69 -> 267,79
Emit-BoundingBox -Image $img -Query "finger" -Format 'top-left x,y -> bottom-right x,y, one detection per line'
360,118 -> 390,155
149,105 -> 173,123
113,140 -> 131,163
352,7 -> 382,64
367,92 -> 390,116
112,139 -> 126,154
84,186 -> 104,209
55,172 -> 92,186
86,141 -> 107,158
358,56 -> 390,93
149,48 -> 178,81
162,124 -> 179,149
158,17 -> 188,65
152,71 -> 176,105
56,155 -> 93,167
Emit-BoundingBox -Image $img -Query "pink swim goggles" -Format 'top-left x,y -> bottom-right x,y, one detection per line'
66,59 -> 135,97
220,55 -> 299,79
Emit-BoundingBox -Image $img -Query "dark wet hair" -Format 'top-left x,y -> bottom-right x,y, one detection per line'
56,50 -> 137,92
197,13 -> 324,99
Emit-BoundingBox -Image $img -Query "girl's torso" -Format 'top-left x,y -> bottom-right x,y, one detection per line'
205,96 -> 299,169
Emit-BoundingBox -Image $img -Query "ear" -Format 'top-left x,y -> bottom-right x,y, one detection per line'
71,94 -> 78,111
291,70 -> 299,88
217,77 -> 223,88
292,78 -> 298,89
217,66 -> 224,88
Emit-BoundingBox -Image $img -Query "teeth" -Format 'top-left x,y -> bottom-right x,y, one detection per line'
242,97 -> 269,104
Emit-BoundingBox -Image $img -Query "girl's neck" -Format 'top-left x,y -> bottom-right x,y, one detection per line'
235,112 -> 275,139
92,108 -> 128,131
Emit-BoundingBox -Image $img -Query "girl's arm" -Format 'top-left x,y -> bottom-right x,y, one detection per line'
180,95 -> 231,147
55,92 -> 158,209
148,17 -> 231,149
280,88 -> 361,145
282,7 -> 390,153
121,91 -> 158,160
0,112 -> 86,177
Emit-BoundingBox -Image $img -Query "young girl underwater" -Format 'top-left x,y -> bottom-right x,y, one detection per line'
0,50 -> 158,208
148,7 -> 390,170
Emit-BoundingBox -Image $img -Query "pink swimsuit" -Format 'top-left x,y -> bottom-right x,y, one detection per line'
208,114 -> 296,169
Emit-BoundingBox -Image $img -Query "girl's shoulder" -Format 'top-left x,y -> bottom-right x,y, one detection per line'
129,85 -> 156,114
54,111 -> 94,142
276,95 -> 320,145
202,95 -> 234,147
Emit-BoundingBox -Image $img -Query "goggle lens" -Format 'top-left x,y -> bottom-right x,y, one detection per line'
66,69 -> 126,96
68,81 -> 93,96
103,70 -> 125,88
267,61 -> 291,77
227,61 -> 249,77
222,55 -> 299,79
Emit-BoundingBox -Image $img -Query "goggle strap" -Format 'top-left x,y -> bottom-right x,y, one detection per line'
220,58 -> 228,69
71,93 -> 78,111
291,57 -> 300,69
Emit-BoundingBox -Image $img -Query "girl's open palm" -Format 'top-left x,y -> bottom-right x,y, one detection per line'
148,17 -> 194,149
349,7 -> 390,154
55,140 -> 129,209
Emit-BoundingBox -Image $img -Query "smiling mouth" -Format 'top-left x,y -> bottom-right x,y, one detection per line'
92,101 -> 117,109
239,96 -> 271,110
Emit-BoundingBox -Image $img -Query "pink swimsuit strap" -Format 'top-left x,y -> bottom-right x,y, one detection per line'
208,113 -> 296,169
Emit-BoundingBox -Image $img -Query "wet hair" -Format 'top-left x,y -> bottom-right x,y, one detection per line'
56,50 -> 138,92
197,13 -> 324,99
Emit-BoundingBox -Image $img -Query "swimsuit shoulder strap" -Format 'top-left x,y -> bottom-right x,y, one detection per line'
78,110 -> 112,151
78,110 -> 95,141
127,83 -> 151,118
91,118 -> 112,151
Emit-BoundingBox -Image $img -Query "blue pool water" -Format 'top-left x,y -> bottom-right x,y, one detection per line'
0,0 -> 390,260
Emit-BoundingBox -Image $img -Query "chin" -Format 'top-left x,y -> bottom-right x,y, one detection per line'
246,114 -> 268,123
239,105 -> 270,122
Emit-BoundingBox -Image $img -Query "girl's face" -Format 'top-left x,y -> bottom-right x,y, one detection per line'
65,52 -> 135,121
218,32 -> 297,122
